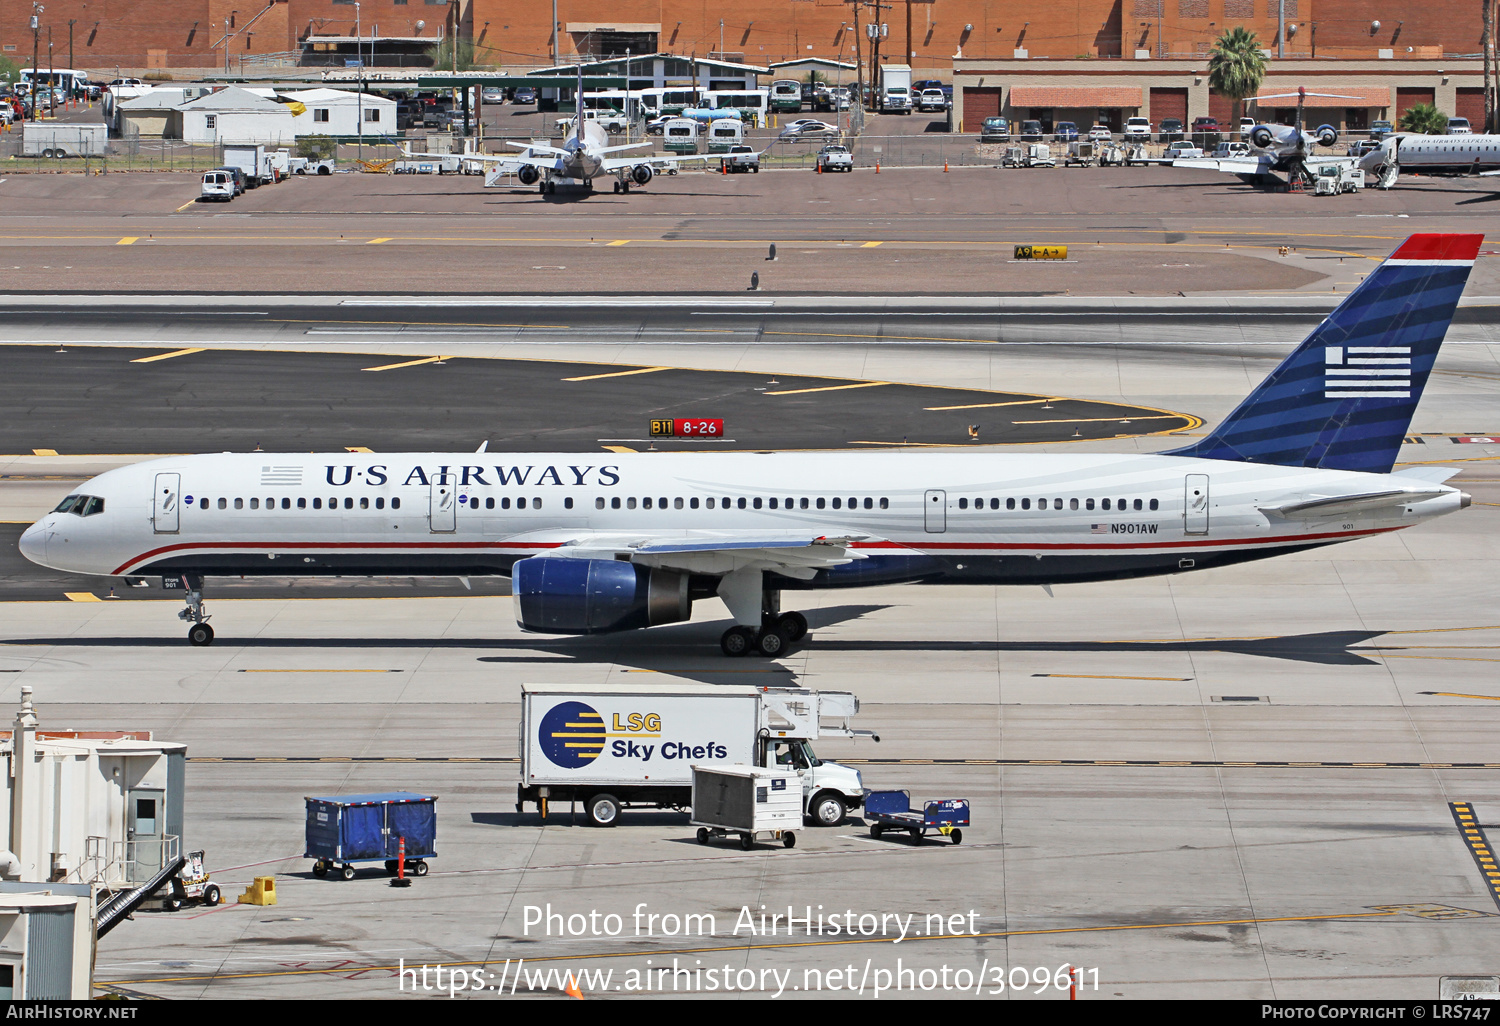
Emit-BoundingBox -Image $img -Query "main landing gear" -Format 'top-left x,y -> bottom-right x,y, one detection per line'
720,611 -> 809,658
177,575 -> 214,646
612,178 -> 632,194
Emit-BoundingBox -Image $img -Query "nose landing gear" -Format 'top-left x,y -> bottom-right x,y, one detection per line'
176,575 -> 214,646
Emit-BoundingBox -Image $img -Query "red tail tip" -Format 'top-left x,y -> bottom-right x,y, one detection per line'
1390,234 -> 1484,262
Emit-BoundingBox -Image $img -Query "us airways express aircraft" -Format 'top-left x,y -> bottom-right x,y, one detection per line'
19,234 -> 1478,656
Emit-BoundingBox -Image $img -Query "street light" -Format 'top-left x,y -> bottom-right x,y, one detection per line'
354,1 -> 362,164
30,3 -> 43,123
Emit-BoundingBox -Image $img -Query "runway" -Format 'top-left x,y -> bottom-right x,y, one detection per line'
2,176 -> 1498,1000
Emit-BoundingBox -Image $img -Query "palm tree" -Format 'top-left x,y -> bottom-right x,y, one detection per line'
1399,102 -> 1449,135
1207,27 -> 1267,133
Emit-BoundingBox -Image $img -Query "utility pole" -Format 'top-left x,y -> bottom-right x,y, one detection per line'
67,19 -> 73,83
30,3 -> 42,122
354,1 -> 362,165
852,3 -> 863,117
551,0 -> 558,65
47,27 -> 53,118
905,0 -> 911,68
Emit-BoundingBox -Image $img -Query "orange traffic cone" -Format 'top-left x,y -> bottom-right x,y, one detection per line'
564,975 -> 584,999
943,160 -> 949,172
875,162 -> 880,174
816,161 -> 822,173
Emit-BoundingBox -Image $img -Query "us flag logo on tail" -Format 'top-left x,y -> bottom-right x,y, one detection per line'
1324,346 -> 1411,399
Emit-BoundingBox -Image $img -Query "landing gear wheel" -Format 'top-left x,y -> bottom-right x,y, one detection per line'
339,864 -> 356,880
187,623 -> 214,646
412,860 -> 429,877
739,833 -> 754,850
312,860 -> 328,878
586,793 -> 620,827
696,827 -> 709,845
613,181 -> 620,193
809,792 -> 846,827
538,181 -> 546,194
721,626 -> 755,657
546,181 -> 556,195
782,832 -> 796,849
622,181 -> 631,193
203,884 -> 221,906
756,626 -> 788,657
777,612 -> 808,642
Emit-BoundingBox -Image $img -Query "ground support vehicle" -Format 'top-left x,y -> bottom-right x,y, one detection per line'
160,850 -> 222,910
516,684 -> 874,827
720,145 -> 760,173
865,792 -> 969,845
691,766 -> 801,850
289,157 -> 336,175
305,792 -> 437,880
1313,164 -> 1364,194
1064,141 -> 1098,167
1003,143 -> 1055,168
223,144 -> 271,187
880,64 -> 912,114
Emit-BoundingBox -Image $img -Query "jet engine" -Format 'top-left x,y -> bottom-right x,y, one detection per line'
1314,124 -> 1339,148
512,557 -> 690,635
631,164 -> 654,186
1249,125 -> 1276,149
517,165 -> 540,186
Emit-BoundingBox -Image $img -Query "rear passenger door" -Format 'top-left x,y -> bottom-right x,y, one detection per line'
924,490 -> 947,533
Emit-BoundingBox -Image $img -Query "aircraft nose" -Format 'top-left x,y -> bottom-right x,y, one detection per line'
17,522 -> 46,565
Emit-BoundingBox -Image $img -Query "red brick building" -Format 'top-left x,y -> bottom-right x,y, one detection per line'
0,1 -> 1485,73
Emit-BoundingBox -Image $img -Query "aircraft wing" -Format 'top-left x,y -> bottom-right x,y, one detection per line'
545,531 -> 872,579
1258,488 -> 1450,519
1165,155 -> 1275,174
400,146 -> 537,166
600,150 -> 760,172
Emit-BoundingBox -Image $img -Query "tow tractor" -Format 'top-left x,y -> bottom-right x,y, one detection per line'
162,850 -> 222,910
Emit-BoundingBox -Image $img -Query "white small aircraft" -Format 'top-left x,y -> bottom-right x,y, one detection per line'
1165,87 -> 1359,187
1357,132 -> 1500,188
403,66 -> 747,195
19,234 -> 1478,655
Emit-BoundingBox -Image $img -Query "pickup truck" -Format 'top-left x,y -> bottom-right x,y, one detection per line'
555,109 -> 630,135
720,145 -> 760,173
816,144 -> 854,172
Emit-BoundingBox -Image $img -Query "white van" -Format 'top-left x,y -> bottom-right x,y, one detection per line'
200,170 -> 235,202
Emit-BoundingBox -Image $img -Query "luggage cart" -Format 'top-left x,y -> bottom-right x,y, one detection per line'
305,792 -> 438,880
864,790 -> 968,845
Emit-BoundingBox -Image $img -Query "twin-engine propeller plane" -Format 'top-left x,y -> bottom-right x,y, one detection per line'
19,235 -> 1478,656
1165,86 -> 1360,187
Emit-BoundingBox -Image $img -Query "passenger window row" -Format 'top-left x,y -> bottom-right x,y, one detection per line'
593,496 -> 892,511
193,496 -> 402,511
958,497 -> 1160,512
52,494 -> 105,516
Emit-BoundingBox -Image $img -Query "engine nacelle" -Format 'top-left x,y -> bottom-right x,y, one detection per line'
517,165 -> 540,186
1315,124 -> 1339,148
512,557 -> 690,635
631,164 -> 654,186
1249,125 -> 1276,149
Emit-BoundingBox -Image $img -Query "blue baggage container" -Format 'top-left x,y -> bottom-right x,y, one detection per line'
304,792 -> 437,880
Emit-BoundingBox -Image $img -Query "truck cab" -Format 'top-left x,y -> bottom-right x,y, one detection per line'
764,737 -> 863,826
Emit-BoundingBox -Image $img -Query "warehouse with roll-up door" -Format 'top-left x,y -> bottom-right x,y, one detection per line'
951,58 -> 1460,139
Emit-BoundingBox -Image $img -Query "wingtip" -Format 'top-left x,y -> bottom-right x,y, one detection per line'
1390,233 -> 1484,262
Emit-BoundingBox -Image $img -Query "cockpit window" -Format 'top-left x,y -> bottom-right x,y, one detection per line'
53,495 -> 104,516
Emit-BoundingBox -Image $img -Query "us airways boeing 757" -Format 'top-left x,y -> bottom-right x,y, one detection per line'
19,234 -> 1477,655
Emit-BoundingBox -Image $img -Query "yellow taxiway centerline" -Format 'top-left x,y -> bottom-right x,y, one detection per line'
765,381 -> 891,396
361,356 -> 452,372
130,348 -> 206,364
563,366 -> 670,381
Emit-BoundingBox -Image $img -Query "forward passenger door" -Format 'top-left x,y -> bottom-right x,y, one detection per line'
430,474 -> 456,533
152,473 -> 180,534
924,490 -> 946,533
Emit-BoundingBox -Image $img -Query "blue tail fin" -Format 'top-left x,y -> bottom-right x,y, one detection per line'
1165,233 -> 1481,473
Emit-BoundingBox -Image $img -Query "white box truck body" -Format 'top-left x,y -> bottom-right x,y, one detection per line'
517,683 -> 873,827
880,64 -> 913,114
222,144 -> 267,187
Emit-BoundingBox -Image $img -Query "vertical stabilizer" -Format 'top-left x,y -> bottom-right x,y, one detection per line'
1164,234 -> 1481,473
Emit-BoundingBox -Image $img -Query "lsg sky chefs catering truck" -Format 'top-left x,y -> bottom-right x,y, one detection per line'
517,684 -> 877,828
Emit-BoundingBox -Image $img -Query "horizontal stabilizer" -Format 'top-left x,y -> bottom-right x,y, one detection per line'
1259,488 -> 1448,519
1393,466 -> 1463,483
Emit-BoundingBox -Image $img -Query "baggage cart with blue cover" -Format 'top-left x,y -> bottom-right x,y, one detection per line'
864,790 -> 968,845
305,792 -> 438,880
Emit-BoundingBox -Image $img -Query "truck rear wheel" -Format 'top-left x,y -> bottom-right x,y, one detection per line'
586,793 -> 620,827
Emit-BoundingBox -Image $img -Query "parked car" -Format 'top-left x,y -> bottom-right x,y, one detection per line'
912,79 -> 943,99
1347,139 -> 1381,158
1158,118 -> 1184,142
816,143 -> 854,172
917,88 -> 947,113
1447,118 -> 1472,134
212,165 -> 247,195
512,87 -> 536,105
1239,117 -> 1255,137
1212,140 -> 1251,157
1164,140 -> 1204,159
1369,120 -> 1394,139
779,119 -> 838,140
1053,121 -> 1079,142
1191,116 -> 1221,147
980,116 -> 1011,142
1124,116 -> 1152,141
481,86 -> 504,105
646,114 -> 674,135
1087,124 -> 1112,142
1019,119 -> 1044,142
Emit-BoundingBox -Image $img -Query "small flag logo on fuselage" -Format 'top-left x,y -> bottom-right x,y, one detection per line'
1325,346 -> 1411,399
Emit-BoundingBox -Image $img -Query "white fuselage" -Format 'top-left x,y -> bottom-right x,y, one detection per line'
1361,133 -> 1500,173
19,451 -> 1464,589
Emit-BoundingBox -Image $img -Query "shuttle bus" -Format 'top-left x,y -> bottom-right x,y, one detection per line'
20,68 -> 91,98
704,89 -> 769,127
637,87 -> 701,117
770,80 -> 803,113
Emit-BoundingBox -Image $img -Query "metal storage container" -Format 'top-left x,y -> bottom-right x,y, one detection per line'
304,792 -> 437,880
